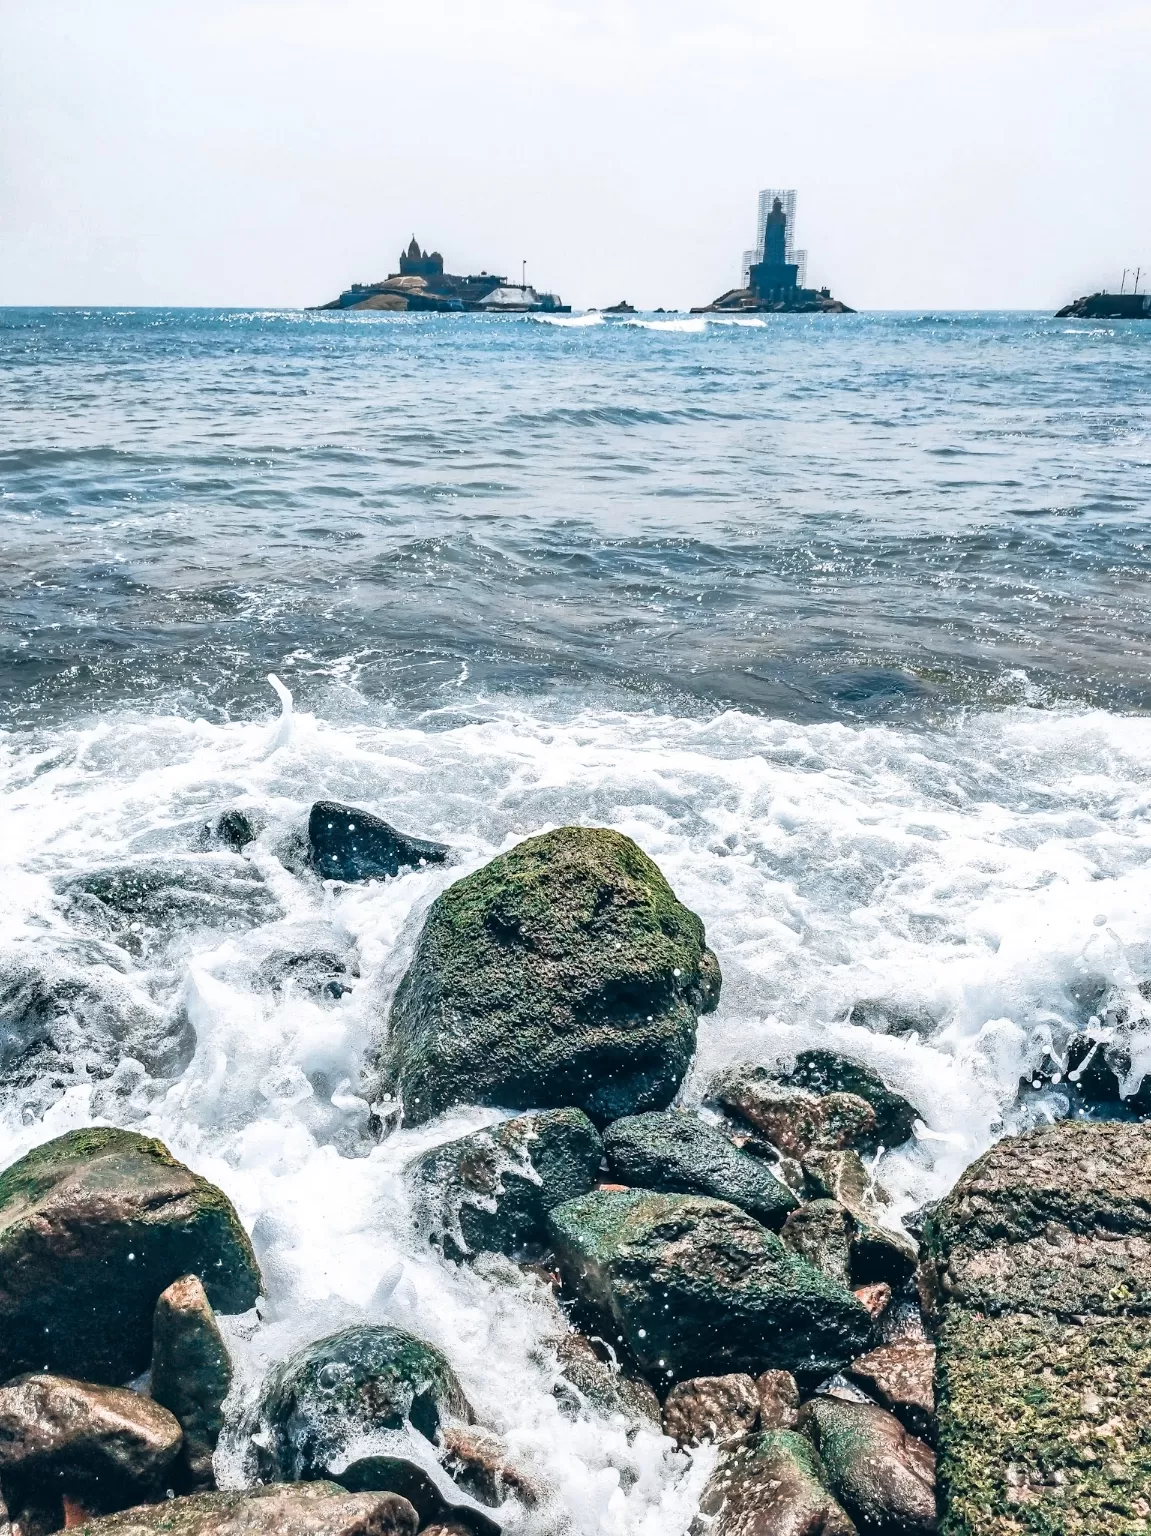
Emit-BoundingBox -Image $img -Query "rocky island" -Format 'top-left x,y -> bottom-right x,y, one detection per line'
694,193 -> 854,314
0,810 -> 1145,1536
316,238 -> 569,314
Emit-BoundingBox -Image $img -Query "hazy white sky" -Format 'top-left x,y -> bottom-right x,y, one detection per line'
2,0 -> 1149,310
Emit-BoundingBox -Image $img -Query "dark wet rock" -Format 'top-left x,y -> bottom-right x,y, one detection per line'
754,1370 -> 799,1430
798,1397 -> 936,1534
851,1221 -> 919,1290
151,1275 -> 232,1491
68,1482 -> 418,1536
308,802 -> 449,883
0,1128 -> 261,1383
781,1200 -> 853,1286
0,949 -> 196,1114
936,1308 -> 1151,1536
0,1373 -> 183,1532
781,1052 -> 920,1151
802,1153 -> 919,1288
923,1119 -> 1151,1317
661,1375 -> 759,1446
257,1324 -> 472,1483
407,1109 -> 602,1260
550,1333 -> 661,1427
710,1071 -> 876,1160
847,1342 -> 935,1442
439,1425 -> 539,1510
62,856 -> 281,946
602,1112 -> 797,1229
331,1445 -> 500,1536
200,810 -> 265,853
247,922 -> 359,999
547,1189 -> 874,1383
378,827 -> 721,1126
688,1429 -> 856,1536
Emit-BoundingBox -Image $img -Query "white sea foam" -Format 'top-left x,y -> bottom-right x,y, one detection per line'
531,312 -> 605,327
621,317 -> 707,333
3,695 -> 1151,1529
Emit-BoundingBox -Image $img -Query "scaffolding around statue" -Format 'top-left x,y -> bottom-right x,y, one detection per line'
741,188 -> 807,289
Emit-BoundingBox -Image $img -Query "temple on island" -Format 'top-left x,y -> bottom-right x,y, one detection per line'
694,189 -> 853,314
316,236 -> 569,313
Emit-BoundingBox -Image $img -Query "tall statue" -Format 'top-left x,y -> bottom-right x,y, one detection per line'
764,198 -> 787,267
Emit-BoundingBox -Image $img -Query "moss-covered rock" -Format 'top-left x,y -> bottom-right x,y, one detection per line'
799,1397 -> 937,1534
406,1109 -> 603,1260
547,1189 -> 873,1384
0,1128 -> 261,1384
688,1429 -> 857,1536
935,1309 -> 1151,1536
602,1111 -> 797,1228
69,1482 -> 418,1536
257,1325 -> 471,1483
377,827 -> 720,1126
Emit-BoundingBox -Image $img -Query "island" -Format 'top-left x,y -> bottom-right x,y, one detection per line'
315,237 -> 570,313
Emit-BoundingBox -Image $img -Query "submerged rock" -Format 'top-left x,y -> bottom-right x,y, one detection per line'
199,809 -> 265,853
602,1112 -> 797,1228
378,827 -> 721,1126
68,1482 -> 418,1536
0,1374 -> 183,1532
710,1071 -> 876,1160
549,1333 -> 661,1428
689,1429 -> 856,1536
439,1425 -> 540,1510
407,1109 -> 603,1259
62,856 -> 281,946
308,802 -> 449,883
799,1397 -> 936,1534
151,1275 -> 232,1490
548,1189 -> 873,1383
0,1128 -> 260,1383
661,1374 -> 759,1447
258,1324 -> 472,1482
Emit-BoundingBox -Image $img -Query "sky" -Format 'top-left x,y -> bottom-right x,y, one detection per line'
1,0 -> 1149,311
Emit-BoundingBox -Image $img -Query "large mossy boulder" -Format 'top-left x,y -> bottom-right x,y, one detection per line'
602,1111 -> 797,1229
377,827 -> 720,1126
407,1109 -> 603,1260
69,1482 -> 418,1536
257,1325 -> 472,1483
798,1397 -> 937,1535
688,1429 -> 857,1536
547,1189 -> 873,1384
0,1129 -> 261,1384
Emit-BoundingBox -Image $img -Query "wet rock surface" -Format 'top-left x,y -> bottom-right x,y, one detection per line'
548,1188 -> 874,1383
689,1429 -> 857,1536
257,1324 -> 472,1482
407,1109 -> 602,1259
378,826 -> 720,1125
549,1333 -> 661,1428
661,1374 -> 759,1446
0,1128 -> 261,1383
308,801 -> 449,883
151,1275 -> 232,1490
779,1052 -> 920,1152
0,1374 -> 183,1532
62,856 -> 281,947
799,1397 -> 937,1534
602,1111 -> 797,1228
711,1071 -> 876,1160
847,1341 -> 936,1441
781,1199 -> 853,1286
68,1482 -> 419,1536
755,1370 -> 800,1430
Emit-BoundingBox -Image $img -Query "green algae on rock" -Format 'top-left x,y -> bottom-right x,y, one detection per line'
406,1108 -> 603,1259
0,1128 -> 261,1384
68,1481 -> 418,1536
547,1188 -> 874,1383
602,1110 -> 798,1228
936,1309 -> 1151,1536
688,1429 -> 857,1536
798,1396 -> 937,1535
376,827 -> 720,1126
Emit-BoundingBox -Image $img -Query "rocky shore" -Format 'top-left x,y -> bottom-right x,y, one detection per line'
0,816 -> 1146,1535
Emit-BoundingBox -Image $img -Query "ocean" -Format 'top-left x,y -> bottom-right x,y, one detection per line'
2,305 -> 1150,1531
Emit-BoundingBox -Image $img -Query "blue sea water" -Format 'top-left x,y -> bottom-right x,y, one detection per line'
2,306 -> 1151,1531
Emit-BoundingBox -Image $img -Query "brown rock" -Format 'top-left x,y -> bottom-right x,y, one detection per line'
661,1375 -> 759,1447
847,1342 -> 936,1441
689,1429 -> 856,1535
799,1397 -> 936,1534
551,1334 -> 660,1428
438,1425 -> 539,1508
803,1150 -> 919,1286
68,1482 -> 418,1535
781,1200 -> 853,1285
0,1374 -> 183,1532
151,1276 -> 231,1491
713,1075 -> 876,1160
754,1370 -> 799,1430
853,1283 -> 891,1320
